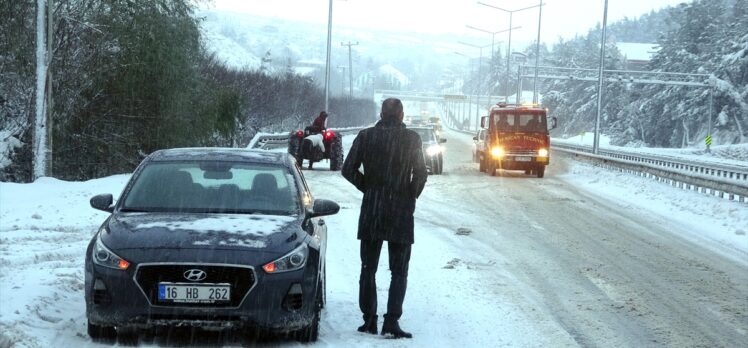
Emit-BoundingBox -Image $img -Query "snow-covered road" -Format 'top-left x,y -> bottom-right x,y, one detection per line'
1,128 -> 746,347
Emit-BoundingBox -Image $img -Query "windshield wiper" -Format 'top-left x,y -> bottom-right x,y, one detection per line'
119,208 -> 152,213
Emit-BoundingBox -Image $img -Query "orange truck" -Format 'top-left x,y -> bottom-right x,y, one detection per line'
477,103 -> 557,178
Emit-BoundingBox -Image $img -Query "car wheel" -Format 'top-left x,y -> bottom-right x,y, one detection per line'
524,169 -> 532,175
295,280 -> 322,343
87,320 -> 116,342
536,165 -> 545,178
288,135 -> 302,165
435,155 -> 444,175
478,154 -> 486,172
116,327 -> 139,346
488,159 -> 497,177
329,135 -> 344,171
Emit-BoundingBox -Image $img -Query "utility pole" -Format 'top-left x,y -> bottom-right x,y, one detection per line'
33,0 -> 48,180
337,65 -> 347,95
593,0 -> 609,155
341,41 -> 358,99
324,0 -> 333,111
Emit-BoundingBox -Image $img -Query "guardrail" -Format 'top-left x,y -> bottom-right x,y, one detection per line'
553,142 -> 748,183
247,127 -> 368,150
552,143 -> 748,203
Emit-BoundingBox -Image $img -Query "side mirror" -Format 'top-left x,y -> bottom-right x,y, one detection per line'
90,194 -> 114,213
439,138 -> 447,143
550,117 -> 558,130
472,136 -> 478,141
480,116 -> 487,129
309,199 -> 340,218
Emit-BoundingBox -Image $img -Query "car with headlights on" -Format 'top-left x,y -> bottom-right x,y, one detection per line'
85,148 -> 339,343
412,126 -> 446,175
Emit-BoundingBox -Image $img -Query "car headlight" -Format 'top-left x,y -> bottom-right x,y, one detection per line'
263,244 -> 308,273
426,145 -> 442,156
538,148 -> 549,157
93,230 -> 130,270
491,147 -> 505,158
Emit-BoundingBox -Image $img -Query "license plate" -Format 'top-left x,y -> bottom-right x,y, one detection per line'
515,156 -> 532,162
158,283 -> 230,303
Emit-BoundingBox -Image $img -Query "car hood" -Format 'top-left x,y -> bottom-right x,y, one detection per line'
102,212 -> 301,251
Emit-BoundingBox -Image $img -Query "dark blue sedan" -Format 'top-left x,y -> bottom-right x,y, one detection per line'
85,148 -> 339,343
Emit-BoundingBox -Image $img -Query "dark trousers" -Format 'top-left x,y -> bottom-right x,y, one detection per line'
359,239 -> 412,321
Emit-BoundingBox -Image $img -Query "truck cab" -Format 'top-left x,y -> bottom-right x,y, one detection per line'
478,103 -> 557,178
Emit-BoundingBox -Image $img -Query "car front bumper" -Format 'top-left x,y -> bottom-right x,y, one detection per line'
85,253 -> 320,332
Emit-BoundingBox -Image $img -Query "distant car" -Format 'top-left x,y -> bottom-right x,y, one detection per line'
85,148 -> 339,343
472,129 -> 486,163
412,127 -> 446,175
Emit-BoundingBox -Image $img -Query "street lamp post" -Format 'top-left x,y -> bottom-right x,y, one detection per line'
477,1 -> 543,102
324,0 -> 333,111
593,0 -> 609,155
454,51 -> 474,126
532,0 -> 543,104
465,25 -> 518,105
458,41 -> 491,131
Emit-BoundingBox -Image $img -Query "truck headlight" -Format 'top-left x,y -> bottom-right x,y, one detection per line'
93,230 -> 130,270
426,145 -> 442,156
263,244 -> 308,273
538,148 -> 549,157
491,147 -> 505,158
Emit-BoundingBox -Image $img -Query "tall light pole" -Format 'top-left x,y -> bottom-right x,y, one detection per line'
459,41 -> 491,131
477,2 -> 542,101
532,0 -> 543,104
324,0 -> 333,111
341,41 -> 358,99
455,51 -> 475,126
593,0 -> 609,155
466,24 -> 517,104
34,0 -> 49,180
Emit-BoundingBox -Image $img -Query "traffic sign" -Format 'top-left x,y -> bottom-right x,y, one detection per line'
705,135 -> 712,146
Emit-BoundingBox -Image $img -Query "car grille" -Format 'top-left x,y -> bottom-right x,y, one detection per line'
506,149 -> 537,156
135,264 -> 255,308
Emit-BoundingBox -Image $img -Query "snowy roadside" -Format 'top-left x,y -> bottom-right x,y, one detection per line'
0,136 -> 574,347
556,158 -> 748,264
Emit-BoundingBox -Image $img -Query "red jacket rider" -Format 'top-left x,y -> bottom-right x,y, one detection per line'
311,111 -> 328,132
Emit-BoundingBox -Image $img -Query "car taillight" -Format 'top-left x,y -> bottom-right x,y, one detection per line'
324,130 -> 334,140
295,130 -> 304,138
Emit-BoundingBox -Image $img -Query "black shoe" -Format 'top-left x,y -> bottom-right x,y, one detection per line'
357,315 -> 378,334
381,319 -> 412,339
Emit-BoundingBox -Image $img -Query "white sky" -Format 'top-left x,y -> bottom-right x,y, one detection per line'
211,0 -> 690,43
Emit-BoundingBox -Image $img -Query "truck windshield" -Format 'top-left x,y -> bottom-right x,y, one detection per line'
493,113 -> 547,133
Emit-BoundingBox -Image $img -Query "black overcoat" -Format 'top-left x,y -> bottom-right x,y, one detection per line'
342,120 -> 427,244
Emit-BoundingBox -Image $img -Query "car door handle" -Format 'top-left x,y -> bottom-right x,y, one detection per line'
317,220 -> 325,226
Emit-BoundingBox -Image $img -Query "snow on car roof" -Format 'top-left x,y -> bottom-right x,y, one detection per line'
148,147 -> 288,164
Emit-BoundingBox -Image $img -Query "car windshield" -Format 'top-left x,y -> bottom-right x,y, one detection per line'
493,113 -> 547,133
122,161 -> 299,215
413,128 -> 437,143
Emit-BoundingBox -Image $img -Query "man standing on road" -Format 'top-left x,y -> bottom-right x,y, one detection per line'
342,98 -> 428,339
